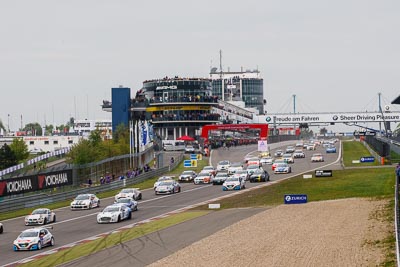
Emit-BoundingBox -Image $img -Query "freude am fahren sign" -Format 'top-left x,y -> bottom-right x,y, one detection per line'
263,112 -> 400,124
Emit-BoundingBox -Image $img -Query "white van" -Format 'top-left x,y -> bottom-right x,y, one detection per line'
162,140 -> 185,151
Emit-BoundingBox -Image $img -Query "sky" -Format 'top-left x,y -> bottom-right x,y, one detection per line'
1,0 -> 399,133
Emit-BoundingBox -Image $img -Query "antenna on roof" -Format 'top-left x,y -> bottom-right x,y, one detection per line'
219,49 -> 223,76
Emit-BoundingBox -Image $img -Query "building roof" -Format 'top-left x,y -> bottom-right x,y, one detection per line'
391,95 -> 400,105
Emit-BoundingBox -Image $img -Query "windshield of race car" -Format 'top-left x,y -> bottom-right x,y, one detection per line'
121,189 -> 134,193
276,163 -> 288,167
32,209 -> 47,215
159,181 -> 173,186
103,206 -> 120,213
226,177 -> 240,182
19,231 -> 39,238
75,194 -> 90,200
158,176 -> 173,182
182,171 -> 193,175
117,198 -> 131,203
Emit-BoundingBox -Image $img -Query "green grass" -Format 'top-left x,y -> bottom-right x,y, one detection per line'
342,140 -> 379,167
21,210 -> 209,267
390,150 -> 400,164
194,168 -> 395,210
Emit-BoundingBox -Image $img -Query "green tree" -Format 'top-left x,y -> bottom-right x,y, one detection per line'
23,122 -> 42,136
89,129 -> 102,147
67,139 -> 99,165
113,123 -> 129,143
45,124 -> 54,135
9,138 -> 29,163
0,144 -> 17,169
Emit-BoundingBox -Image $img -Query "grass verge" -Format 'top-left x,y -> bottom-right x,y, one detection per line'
21,210 -> 209,267
342,140 -> 379,167
193,168 -> 394,209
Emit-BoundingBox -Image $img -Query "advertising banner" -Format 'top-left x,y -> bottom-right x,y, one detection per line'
284,194 -> 308,204
0,169 -> 73,197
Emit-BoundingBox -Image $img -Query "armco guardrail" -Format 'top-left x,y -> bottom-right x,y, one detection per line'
0,156 -> 182,213
395,174 -> 400,266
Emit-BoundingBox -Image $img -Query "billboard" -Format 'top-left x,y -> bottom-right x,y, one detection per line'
0,170 -> 73,197
262,112 -> 400,124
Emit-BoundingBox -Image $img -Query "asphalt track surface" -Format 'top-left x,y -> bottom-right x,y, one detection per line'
0,140 -> 342,266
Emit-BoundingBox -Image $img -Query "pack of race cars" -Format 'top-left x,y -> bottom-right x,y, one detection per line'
7,138 -> 337,252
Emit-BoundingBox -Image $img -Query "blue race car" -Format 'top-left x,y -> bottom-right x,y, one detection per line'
326,146 -> 337,153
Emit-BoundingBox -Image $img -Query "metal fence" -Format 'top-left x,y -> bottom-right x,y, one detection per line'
365,136 -> 391,157
395,174 -> 400,266
0,153 -> 183,213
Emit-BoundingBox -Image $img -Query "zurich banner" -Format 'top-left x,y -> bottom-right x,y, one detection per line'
284,194 -> 308,204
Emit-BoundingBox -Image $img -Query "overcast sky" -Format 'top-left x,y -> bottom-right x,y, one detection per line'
1,0 -> 399,133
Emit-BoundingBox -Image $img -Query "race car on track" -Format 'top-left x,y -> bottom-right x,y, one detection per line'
233,169 -> 250,181
217,160 -> 231,172
70,194 -> 100,210
0,222 -> 3,234
202,166 -> 217,176
311,153 -> 324,162
155,180 -> 181,195
222,177 -> 246,190
246,157 -> 261,167
259,151 -> 270,158
274,163 -> 292,174
282,153 -> 294,164
272,159 -> 286,171
227,162 -> 243,175
115,188 -> 142,201
25,208 -> 56,226
249,169 -> 270,182
114,197 -> 138,211
178,170 -> 197,182
194,171 -> 214,184
293,150 -> 305,158
13,227 -> 54,251
326,146 -> 337,153
285,146 -> 295,153
213,172 -> 229,185
153,176 -> 175,189
274,150 -> 283,158
97,204 -> 132,223
260,156 -> 273,165
246,164 -> 262,176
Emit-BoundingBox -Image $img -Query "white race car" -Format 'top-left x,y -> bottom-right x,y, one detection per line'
97,204 -> 132,223
114,188 -> 142,201
274,163 -> 292,174
227,162 -> 243,175
154,176 -> 175,189
25,208 -> 56,226
217,160 -> 231,172
70,194 -> 100,210
155,180 -> 181,195
13,227 -> 55,251
222,177 -> 246,191
114,197 -> 138,211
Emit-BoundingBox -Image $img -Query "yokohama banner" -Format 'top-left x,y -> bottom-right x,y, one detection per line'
0,170 -> 73,197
